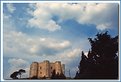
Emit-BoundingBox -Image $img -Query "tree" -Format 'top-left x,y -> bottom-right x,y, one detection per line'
59,72 -> 66,79
51,70 -> 56,79
88,31 -> 118,79
10,71 -> 19,79
75,51 -> 90,79
31,76 -> 38,79
10,69 -> 26,79
88,31 -> 118,59
18,69 -> 26,79
75,32 -> 118,79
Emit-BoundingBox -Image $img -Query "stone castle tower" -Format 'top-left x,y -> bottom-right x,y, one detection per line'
29,60 -> 65,78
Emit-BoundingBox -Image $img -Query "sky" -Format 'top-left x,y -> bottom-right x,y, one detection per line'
2,2 -> 119,79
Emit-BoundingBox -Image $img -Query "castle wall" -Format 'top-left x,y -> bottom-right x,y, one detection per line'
44,60 -> 50,78
29,61 -> 65,79
29,62 -> 38,78
54,61 -> 62,74
37,62 -> 44,78
37,60 -> 50,78
50,63 -> 55,76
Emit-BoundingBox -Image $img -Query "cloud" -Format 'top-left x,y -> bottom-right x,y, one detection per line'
67,49 -> 81,58
27,3 -> 118,31
6,3 -> 16,13
60,48 -> 81,59
3,14 -> 16,31
28,18 -> 61,32
27,3 -> 61,32
4,31 -> 71,58
77,3 -> 118,30
8,58 -> 29,68
3,14 -> 71,58
96,23 -> 112,30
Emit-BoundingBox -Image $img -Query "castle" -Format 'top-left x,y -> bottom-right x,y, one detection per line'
29,60 -> 65,79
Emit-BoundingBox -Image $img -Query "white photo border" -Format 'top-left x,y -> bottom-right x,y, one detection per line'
1,0 -> 120,82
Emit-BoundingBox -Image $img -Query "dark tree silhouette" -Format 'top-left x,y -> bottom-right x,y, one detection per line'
10,69 -> 26,79
75,32 -> 118,79
31,76 -> 38,79
51,69 -> 66,79
51,70 -> 56,79
10,71 -> 19,79
18,69 -> 26,79
59,72 -> 66,79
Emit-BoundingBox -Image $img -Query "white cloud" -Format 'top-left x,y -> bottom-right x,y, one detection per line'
3,14 -> 71,58
27,3 -> 118,31
84,52 -> 89,57
4,31 -> 71,57
6,3 -> 16,13
57,48 -> 81,77
8,58 -> 29,68
3,14 -> 16,31
66,48 -> 81,58
96,23 -> 112,30
58,48 -> 81,65
28,18 -> 61,32
28,3 -> 61,32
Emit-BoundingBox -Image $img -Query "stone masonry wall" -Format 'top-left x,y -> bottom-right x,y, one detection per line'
29,60 -> 65,78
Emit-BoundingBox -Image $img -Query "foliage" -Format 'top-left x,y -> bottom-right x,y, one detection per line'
30,76 -> 38,79
18,69 -> 26,79
10,69 -> 26,79
75,32 -> 118,79
10,71 -> 19,79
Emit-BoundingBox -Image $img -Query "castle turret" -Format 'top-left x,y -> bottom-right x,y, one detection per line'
55,61 -> 62,74
29,62 -> 38,78
44,60 -> 50,78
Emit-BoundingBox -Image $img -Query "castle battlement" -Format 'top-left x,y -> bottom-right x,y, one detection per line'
29,60 -> 65,79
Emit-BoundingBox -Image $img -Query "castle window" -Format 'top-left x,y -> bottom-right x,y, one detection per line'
51,67 -> 52,69
40,67 -> 42,69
